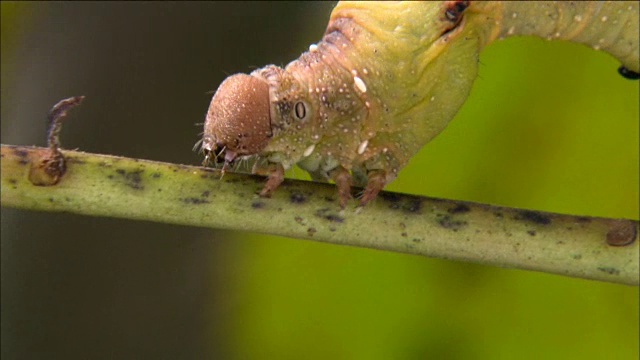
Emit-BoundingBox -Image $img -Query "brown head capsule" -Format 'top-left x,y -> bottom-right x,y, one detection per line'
202,74 -> 271,165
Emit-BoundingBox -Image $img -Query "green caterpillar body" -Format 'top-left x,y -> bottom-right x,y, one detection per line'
202,1 -> 639,207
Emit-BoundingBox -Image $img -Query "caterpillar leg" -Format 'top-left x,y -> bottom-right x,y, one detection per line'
252,161 -> 285,197
359,170 -> 390,207
329,166 -> 352,208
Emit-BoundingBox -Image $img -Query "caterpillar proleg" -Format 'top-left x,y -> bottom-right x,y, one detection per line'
201,1 -> 639,207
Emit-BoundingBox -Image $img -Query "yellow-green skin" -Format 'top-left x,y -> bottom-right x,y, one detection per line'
224,1 -> 639,203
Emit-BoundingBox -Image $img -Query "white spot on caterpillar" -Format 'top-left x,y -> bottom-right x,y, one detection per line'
507,26 -> 515,35
351,69 -> 358,76
309,44 -> 318,52
363,68 -> 369,75
303,144 -> 315,157
574,14 -> 583,22
365,101 -> 371,108
601,16 -> 608,22
354,76 -> 367,93
357,140 -> 368,155
430,96 -> 435,102
511,12 -> 518,19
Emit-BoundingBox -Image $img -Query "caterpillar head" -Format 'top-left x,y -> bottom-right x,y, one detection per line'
202,74 -> 272,165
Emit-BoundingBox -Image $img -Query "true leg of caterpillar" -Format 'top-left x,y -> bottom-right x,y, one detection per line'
252,161 -> 285,197
359,170 -> 389,207
329,167 -> 352,208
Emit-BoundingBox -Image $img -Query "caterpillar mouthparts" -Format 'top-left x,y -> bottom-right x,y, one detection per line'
202,74 -> 272,167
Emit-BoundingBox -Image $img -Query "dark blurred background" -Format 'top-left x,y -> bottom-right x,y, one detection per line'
1,2 -> 638,359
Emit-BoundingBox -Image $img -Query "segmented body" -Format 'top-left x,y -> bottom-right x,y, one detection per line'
202,1 -> 639,207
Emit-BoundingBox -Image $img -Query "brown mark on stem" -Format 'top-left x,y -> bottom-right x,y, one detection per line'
28,96 -> 85,186
605,219 -> 638,246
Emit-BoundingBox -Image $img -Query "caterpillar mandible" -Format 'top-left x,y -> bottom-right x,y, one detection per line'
200,1 -> 639,208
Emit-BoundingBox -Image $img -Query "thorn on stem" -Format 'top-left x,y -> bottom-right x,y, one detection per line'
29,96 -> 85,186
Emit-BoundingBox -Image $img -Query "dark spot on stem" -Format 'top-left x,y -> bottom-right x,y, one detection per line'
527,230 -> 536,236
315,208 -> 344,223
114,169 -> 144,190
251,201 -> 265,209
448,203 -> 470,214
597,267 -> 620,275
201,190 -> 210,198
290,192 -> 307,204
403,198 -> 422,213
516,210 -> 551,225
380,192 -> 402,203
151,172 -> 161,178
437,214 -> 467,231
179,197 -> 210,205
325,214 -> 344,223
307,227 -> 317,236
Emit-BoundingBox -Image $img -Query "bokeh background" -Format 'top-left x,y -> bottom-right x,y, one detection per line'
1,2 -> 638,359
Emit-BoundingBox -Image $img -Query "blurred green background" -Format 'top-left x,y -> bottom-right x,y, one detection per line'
1,2 -> 638,359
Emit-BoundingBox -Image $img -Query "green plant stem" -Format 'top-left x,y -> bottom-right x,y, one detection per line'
2,144 -> 638,285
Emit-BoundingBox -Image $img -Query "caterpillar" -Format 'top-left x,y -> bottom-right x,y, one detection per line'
200,1 -> 639,207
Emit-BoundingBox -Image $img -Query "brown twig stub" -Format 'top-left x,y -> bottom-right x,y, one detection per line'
606,219 -> 638,246
28,96 -> 85,186
47,96 -> 85,152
